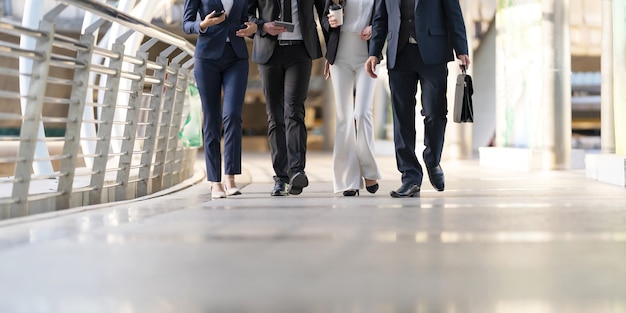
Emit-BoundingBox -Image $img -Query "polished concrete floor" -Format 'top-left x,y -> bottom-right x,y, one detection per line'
1,151 -> 626,313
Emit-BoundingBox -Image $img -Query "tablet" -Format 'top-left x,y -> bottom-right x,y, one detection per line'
273,21 -> 295,32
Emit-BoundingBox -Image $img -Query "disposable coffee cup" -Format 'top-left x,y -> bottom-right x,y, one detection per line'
329,4 -> 343,26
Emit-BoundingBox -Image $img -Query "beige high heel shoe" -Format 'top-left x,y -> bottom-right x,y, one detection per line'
224,176 -> 241,196
211,182 -> 227,199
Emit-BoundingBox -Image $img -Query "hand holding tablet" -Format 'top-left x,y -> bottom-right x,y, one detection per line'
273,21 -> 295,32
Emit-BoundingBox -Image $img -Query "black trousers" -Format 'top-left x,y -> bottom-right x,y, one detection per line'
258,44 -> 312,182
388,44 -> 448,186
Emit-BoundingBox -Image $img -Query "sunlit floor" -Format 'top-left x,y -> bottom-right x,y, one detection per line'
1,152 -> 625,313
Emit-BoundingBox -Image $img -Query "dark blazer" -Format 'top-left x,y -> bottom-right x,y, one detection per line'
248,0 -> 325,64
321,0 -> 381,65
183,0 -> 250,60
369,0 -> 468,69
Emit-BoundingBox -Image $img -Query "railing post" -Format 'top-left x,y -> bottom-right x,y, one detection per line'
136,39 -> 165,197
115,36 -> 148,201
151,45 -> 178,193
88,42 -> 124,205
9,19 -> 54,218
163,52 -> 188,188
158,62 -> 180,190
172,66 -> 191,185
56,22 -> 99,210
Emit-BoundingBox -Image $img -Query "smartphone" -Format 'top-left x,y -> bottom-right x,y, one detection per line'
212,11 -> 224,17
239,24 -> 248,29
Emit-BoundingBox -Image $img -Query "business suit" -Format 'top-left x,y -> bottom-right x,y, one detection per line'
367,0 -> 469,195
249,0 -> 325,196
183,0 -> 251,193
321,0 -> 382,195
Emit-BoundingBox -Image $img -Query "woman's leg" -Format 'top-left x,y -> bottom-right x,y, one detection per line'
194,58 -> 224,184
330,34 -> 361,193
354,59 -> 381,184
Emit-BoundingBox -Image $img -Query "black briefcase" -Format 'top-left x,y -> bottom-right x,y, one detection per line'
453,67 -> 474,123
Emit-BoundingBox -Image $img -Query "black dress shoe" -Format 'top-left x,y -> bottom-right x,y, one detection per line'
288,171 -> 309,195
343,189 -> 359,196
390,183 -> 420,198
365,183 -> 379,194
427,165 -> 445,192
271,181 -> 288,196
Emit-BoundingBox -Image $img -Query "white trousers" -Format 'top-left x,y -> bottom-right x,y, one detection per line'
330,32 -> 381,193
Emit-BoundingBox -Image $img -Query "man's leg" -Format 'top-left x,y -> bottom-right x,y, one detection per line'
281,45 -> 311,195
283,45 -> 312,177
418,61 -> 448,168
388,45 -> 422,186
258,60 -> 288,184
416,49 -> 448,192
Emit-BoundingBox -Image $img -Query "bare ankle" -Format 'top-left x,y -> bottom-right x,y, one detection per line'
365,179 -> 378,187
211,182 -> 225,192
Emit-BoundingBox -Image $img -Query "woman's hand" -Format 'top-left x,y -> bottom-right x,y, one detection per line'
360,26 -> 372,40
327,13 -> 340,28
200,10 -> 226,31
236,22 -> 258,37
324,60 -> 331,80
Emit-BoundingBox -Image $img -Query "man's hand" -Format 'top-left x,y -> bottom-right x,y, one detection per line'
236,22 -> 258,37
457,54 -> 470,71
364,56 -> 379,78
262,22 -> 287,36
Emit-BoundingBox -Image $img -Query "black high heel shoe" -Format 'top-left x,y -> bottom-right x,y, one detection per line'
343,190 -> 359,197
366,183 -> 379,194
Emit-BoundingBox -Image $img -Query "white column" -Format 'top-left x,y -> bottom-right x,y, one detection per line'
601,0 -> 615,153
613,0 -> 626,154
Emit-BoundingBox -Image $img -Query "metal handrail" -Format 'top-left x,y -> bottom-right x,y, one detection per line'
55,0 -> 195,58
0,0 -> 200,220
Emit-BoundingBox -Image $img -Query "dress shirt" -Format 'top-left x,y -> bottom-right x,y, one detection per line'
340,0 -> 374,34
278,0 -> 304,40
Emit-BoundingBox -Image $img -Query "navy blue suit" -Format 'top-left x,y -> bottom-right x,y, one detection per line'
369,0 -> 468,186
183,0 -> 250,182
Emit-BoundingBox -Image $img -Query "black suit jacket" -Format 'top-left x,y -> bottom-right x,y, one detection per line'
369,0 -> 468,69
321,0 -> 381,65
248,0 -> 325,64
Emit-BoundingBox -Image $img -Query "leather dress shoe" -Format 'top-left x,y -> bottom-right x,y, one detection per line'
271,181 -> 288,196
390,183 -> 420,198
288,171 -> 309,195
427,165 -> 445,192
343,189 -> 359,196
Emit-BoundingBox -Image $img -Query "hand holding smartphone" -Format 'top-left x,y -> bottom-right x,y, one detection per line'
211,10 -> 225,17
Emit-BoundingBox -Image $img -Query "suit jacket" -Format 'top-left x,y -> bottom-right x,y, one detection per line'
248,0 -> 325,64
369,0 -> 468,69
321,0 -> 381,65
183,0 -> 249,60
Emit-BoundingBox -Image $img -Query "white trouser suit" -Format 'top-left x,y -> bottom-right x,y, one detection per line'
329,0 -> 381,193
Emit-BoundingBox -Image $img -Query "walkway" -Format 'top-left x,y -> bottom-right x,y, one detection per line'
1,151 -> 625,312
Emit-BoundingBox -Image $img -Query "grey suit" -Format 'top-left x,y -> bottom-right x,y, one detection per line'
369,0 -> 468,188
248,0 -> 325,191
249,0 -> 325,64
